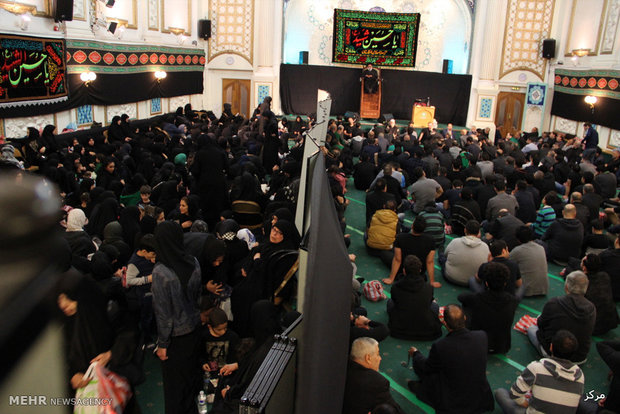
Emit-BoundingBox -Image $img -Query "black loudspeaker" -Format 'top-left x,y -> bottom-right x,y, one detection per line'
198,19 -> 211,40
53,0 -> 73,22
542,39 -> 556,59
379,113 -> 394,123
299,51 -> 309,64
108,21 -> 118,34
442,59 -> 453,74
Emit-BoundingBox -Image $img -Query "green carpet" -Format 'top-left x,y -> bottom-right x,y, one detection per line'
135,175 -> 619,414
344,177 -> 619,413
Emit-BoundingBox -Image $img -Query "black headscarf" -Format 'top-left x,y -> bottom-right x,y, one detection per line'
215,219 -> 240,241
259,219 -> 300,260
40,124 -> 58,153
120,114 -> 134,138
272,219 -> 300,250
155,221 -> 196,291
87,197 -> 119,238
26,127 -> 40,143
59,272 -> 113,376
119,206 -> 141,249
90,251 -> 116,281
108,116 -> 125,142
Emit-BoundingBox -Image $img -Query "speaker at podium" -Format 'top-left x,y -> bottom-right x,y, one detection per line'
411,105 -> 435,128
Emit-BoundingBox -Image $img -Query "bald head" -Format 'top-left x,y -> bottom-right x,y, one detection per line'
444,304 -> 466,331
563,204 -> 577,219
570,192 -> 582,203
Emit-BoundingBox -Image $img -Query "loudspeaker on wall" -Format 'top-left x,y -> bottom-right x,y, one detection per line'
53,0 -> 73,22
542,39 -> 556,59
198,19 -> 211,40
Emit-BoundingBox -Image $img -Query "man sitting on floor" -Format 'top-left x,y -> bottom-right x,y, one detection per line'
408,304 -> 494,413
495,330 -> 585,414
442,219 -> 490,286
459,262 -> 519,354
540,203 -> 584,264
343,337 -> 404,414
387,255 -> 442,341
528,271 -> 596,365
510,226 -> 548,297
382,216 -> 439,287
471,239 -> 524,299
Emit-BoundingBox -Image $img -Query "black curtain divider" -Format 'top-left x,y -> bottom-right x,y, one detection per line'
280,64 -> 472,125
0,71 -> 203,119
297,154 -> 352,414
551,91 -> 620,131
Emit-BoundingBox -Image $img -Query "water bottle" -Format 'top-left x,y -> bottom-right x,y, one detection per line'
197,390 -> 208,414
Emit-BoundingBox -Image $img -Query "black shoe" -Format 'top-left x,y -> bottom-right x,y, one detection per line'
407,380 -> 421,394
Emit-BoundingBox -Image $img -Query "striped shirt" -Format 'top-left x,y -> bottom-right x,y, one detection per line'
418,209 -> 445,249
510,357 -> 584,414
532,205 -> 556,238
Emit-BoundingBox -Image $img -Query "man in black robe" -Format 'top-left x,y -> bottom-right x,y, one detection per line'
362,63 -> 379,94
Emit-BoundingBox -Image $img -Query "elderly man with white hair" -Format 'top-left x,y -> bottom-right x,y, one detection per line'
342,337 -> 403,414
528,271 -> 596,364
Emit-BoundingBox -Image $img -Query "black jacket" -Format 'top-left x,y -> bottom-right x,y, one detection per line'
597,340 -> 620,413
585,271 -> 619,335
537,294 -> 596,363
342,360 -> 404,414
412,329 -> 494,414
458,290 -> 518,354
542,218 -> 584,262
388,275 -> 442,340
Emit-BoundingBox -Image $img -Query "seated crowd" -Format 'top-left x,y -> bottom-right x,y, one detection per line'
2,107 -> 620,414
344,119 -> 620,413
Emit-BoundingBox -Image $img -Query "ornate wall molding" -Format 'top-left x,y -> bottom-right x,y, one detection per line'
554,116 -> 578,135
148,0 -> 159,30
524,105 -> 543,132
500,0 -> 554,80
208,0 -> 254,64
105,103 -> 137,124
169,96 -> 188,112
5,113 -> 56,139
609,129 -> 620,148
72,0 -> 86,21
601,0 -> 620,54
0,0 -> 51,17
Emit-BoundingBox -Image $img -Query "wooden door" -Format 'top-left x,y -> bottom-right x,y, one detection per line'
222,79 -> 251,118
495,92 -> 525,138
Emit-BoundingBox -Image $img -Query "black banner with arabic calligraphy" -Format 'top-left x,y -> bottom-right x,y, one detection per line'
332,9 -> 420,67
0,34 -> 68,108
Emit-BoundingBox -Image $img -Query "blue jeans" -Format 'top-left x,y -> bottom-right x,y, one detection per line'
494,388 -> 526,414
527,325 -> 549,357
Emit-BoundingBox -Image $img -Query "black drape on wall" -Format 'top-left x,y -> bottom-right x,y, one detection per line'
280,64 -> 472,125
0,71 -> 203,119
551,91 -> 620,131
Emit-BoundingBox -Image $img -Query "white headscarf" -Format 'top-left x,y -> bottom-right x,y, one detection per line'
66,208 -> 87,232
